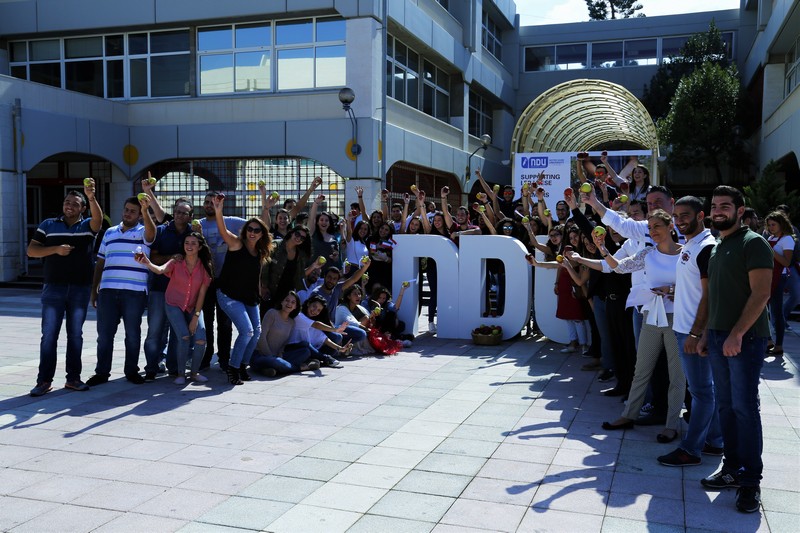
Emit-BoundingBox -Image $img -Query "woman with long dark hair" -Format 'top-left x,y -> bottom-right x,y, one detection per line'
261,225 -> 321,312
309,193 -> 345,269
136,232 -> 213,384
285,294 -> 352,367
251,292 -> 320,376
366,222 -> 395,293
213,196 -> 272,385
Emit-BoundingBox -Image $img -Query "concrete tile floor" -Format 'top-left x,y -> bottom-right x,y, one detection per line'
0,288 -> 798,532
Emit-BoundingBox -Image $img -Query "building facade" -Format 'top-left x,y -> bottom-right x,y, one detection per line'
0,0 -> 797,281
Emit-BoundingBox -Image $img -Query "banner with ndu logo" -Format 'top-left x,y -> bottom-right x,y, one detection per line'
513,152 -> 571,202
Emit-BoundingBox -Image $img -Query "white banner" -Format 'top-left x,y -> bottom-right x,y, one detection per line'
513,152 -> 571,204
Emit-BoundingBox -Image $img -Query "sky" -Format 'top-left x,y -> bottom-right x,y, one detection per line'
517,0 -> 741,26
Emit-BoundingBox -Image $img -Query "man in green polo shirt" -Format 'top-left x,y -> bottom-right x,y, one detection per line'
698,185 -> 773,514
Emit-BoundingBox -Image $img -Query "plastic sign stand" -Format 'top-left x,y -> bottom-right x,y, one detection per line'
394,235 -> 538,341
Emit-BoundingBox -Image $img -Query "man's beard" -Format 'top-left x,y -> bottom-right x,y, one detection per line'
711,215 -> 738,231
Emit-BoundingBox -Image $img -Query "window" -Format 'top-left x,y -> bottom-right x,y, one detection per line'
624,39 -> 657,66
9,30 -> 190,98
661,35 -> 690,62
591,41 -> 623,68
387,36 -> 450,122
524,46 -> 555,72
469,90 -> 493,139
482,11 -> 502,61
787,38 -> 800,97
556,44 -> 587,70
435,0 -> 449,9
198,23 -> 271,94
275,17 -> 345,91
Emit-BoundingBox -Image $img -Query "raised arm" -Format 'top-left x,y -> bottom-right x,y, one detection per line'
380,189 -> 390,220
356,186 -> 368,223
399,193 -> 411,233
139,194 -> 157,244
342,257 -> 371,291
308,194 -> 324,236
83,178 -> 103,233
417,191 -> 432,233
441,187 -> 454,229
212,195 -> 242,251
289,176 -> 322,219
142,173 -> 167,224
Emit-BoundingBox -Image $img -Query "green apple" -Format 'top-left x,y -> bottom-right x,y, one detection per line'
137,192 -> 147,202
580,183 -> 593,194
147,177 -> 157,185
258,180 -> 266,187
619,194 -> 629,203
556,254 -> 564,263
83,178 -> 92,187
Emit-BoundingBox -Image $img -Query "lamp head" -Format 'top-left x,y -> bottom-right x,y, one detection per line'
338,87 -> 355,109
480,134 -> 492,148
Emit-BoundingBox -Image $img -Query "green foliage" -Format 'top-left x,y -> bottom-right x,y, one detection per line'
743,161 -> 800,222
657,62 -> 740,181
585,0 -> 644,20
642,22 -> 730,120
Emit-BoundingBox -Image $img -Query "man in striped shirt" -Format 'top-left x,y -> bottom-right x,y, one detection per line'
28,183 -> 103,396
86,195 -> 156,386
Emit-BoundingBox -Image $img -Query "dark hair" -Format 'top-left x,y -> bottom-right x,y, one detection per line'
712,185 -> 744,209
742,207 -> 758,220
674,195 -> 704,215
65,190 -> 87,207
647,208 -> 673,226
496,217 -> 519,238
350,202 -> 360,210
595,163 -> 607,172
276,291 -> 302,318
406,216 -> 424,235
647,185 -> 673,199
174,199 -> 193,215
341,284 -> 363,307
391,203 -> 403,211
555,200 -> 568,210
124,196 -> 142,209
302,293 -> 331,324
283,198 -> 297,209
238,217 -> 272,264
430,212 -> 449,237
352,220 -> 370,243
765,211 -> 794,237
285,224 -> 312,255
323,266 -> 342,279
503,185 -> 514,192
776,204 -> 790,214
369,284 -> 391,304
377,222 -> 394,237
182,231 -> 214,278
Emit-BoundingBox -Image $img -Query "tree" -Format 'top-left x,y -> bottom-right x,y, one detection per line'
585,0 -> 644,20
642,22 -> 730,120
744,161 -> 800,222
657,62 -> 740,182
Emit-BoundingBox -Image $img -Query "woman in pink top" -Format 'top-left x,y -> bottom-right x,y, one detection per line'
136,232 -> 213,384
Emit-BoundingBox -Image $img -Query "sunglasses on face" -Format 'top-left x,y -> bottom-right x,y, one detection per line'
503,226 -> 514,231
293,232 -> 308,241
594,171 -> 605,176
246,226 -> 263,234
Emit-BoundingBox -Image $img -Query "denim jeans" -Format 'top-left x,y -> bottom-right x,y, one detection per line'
707,329 -> 766,487
769,274 -> 788,346
342,325 -> 367,345
38,283 -> 91,383
217,290 -> 260,368
201,279 -> 233,368
164,304 -> 206,374
675,332 -> 723,457
96,289 -> 147,377
784,270 -> 800,322
250,343 -> 312,374
143,291 -> 178,374
593,296 -> 613,370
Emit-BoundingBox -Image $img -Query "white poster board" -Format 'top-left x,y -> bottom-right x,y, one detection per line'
513,152 -> 571,203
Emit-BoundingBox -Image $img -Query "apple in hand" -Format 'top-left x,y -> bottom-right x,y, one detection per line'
402,281 -> 410,288
317,256 -> 327,264
580,183 -> 593,194
521,216 -> 530,223
556,254 -> 564,263
592,226 -> 606,237
543,209 -> 551,217
83,178 -> 92,187
270,191 -> 279,200
137,192 -> 147,202
619,194 -> 629,203
493,184 -> 500,193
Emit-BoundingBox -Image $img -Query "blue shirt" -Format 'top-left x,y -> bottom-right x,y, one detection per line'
32,215 -> 96,285
97,223 -> 154,292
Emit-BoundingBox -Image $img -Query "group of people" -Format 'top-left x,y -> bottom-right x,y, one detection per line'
27,154 -> 795,515
522,154 -> 796,514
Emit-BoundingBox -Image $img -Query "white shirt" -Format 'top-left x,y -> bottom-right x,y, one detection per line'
613,246 -> 680,316
287,312 -> 328,348
673,229 -> 716,334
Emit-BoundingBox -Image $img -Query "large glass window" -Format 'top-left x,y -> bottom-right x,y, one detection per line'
198,23 -> 270,95
469,90 -> 493,139
624,39 -> 657,66
387,36 -> 449,122
482,11 -> 502,61
524,46 -> 555,72
787,38 -> 799,97
592,41 -> 623,68
661,35 -> 690,62
10,30 -> 189,98
556,44 -> 587,70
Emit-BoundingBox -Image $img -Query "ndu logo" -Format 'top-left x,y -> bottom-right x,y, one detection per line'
520,156 -> 548,169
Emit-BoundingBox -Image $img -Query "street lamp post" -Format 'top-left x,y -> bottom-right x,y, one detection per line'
466,133 -> 492,187
339,87 -> 362,157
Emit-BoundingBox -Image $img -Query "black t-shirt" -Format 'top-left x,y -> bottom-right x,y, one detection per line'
33,216 -> 97,285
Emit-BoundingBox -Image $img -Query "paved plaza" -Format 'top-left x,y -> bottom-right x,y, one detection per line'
0,287 -> 798,532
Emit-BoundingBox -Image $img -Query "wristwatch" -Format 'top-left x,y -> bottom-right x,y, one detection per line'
194,311 -> 201,317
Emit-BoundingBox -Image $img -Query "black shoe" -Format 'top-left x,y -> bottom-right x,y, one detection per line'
226,367 -> 243,385
736,486 -> 761,513
657,430 -> 678,444
144,372 -> 157,382
218,359 -> 230,372
658,448 -> 701,467
126,373 -> 145,385
702,443 -> 724,456
239,365 -> 251,382
602,420 -> 634,431
85,374 -> 109,387
701,470 -> 740,490
598,369 -> 615,382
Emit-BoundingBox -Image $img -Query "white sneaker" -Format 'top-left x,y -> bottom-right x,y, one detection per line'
429,321 -> 436,333
192,374 -> 208,383
174,376 -> 186,385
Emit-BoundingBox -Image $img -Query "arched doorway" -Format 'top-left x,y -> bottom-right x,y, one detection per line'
511,79 -> 660,181
386,162 -> 463,209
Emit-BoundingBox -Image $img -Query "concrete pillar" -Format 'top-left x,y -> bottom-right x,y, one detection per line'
0,170 -> 23,281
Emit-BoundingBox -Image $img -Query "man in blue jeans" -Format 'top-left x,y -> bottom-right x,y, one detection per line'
87,195 -> 157,385
28,184 -> 103,396
657,196 -> 722,466
698,185 -> 773,514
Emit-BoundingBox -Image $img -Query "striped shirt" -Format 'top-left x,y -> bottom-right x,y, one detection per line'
32,215 -> 97,285
97,222 -> 154,292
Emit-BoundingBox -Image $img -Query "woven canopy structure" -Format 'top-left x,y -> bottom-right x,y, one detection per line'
512,79 -> 659,155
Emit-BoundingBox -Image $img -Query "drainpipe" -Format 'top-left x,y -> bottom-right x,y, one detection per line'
13,98 -> 26,276
380,0 -> 388,186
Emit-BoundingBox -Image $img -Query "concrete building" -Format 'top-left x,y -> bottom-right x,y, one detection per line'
0,1 -> 797,281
